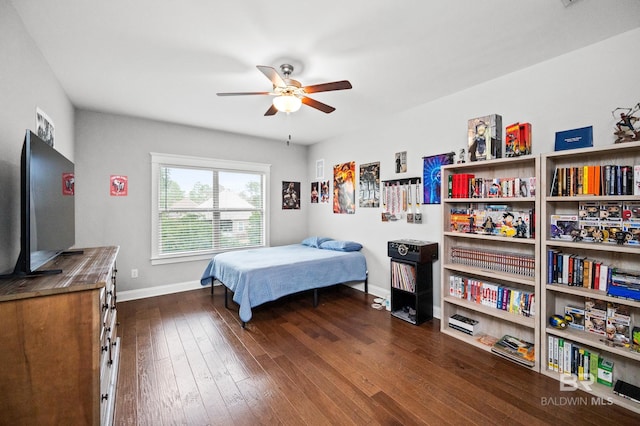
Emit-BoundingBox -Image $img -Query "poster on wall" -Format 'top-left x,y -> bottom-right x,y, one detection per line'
422,153 -> 453,204
333,162 -> 356,214
62,173 -> 75,196
110,175 -> 128,196
320,180 -> 330,203
35,107 -> 55,147
359,162 -> 380,208
310,182 -> 319,203
395,151 -> 407,173
316,159 -> 325,180
282,181 -> 300,209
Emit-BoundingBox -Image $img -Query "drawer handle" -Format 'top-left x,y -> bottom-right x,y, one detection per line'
102,344 -> 108,352
101,394 -> 109,401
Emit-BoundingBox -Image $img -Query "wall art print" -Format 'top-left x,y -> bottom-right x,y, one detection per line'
423,153 -> 453,204
359,161 -> 380,208
110,175 -> 128,196
282,181 -> 300,209
333,161 -> 356,214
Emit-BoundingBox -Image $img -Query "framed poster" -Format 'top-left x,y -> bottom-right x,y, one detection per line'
423,153 -> 453,204
282,181 -> 300,209
333,162 -> 355,214
359,162 -> 380,208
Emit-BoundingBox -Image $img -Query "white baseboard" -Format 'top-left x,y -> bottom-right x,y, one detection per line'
117,280 -> 208,302
117,280 -> 441,319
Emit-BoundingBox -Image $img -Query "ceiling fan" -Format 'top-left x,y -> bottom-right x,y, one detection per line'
217,64 -> 352,116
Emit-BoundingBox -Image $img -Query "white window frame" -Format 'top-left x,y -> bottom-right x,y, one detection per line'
150,152 -> 271,265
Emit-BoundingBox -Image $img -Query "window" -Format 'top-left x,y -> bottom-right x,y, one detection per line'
151,153 -> 270,264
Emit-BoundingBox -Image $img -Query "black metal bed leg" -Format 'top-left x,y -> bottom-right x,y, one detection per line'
313,289 -> 319,307
364,274 -> 369,294
224,286 -> 229,309
241,321 -> 246,328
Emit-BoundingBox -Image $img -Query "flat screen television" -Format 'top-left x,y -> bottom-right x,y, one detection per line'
12,130 -> 75,276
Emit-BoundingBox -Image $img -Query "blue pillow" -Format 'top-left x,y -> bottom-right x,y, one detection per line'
319,240 -> 363,252
301,236 -> 333,248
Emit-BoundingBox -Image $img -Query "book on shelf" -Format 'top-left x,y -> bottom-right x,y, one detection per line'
448,275 -> 535,317
491,335 -> 535,367
450,247 -> 535,277
608,269 -> 640,301
550,164 -> 636,196
547,335 -> 605,382
546,248 -> 610,291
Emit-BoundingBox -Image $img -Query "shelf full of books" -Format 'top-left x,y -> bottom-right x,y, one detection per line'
541,141 -> 640,414
441,156 -> 540,371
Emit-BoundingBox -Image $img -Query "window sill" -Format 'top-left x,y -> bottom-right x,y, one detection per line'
151,252 -> 217,265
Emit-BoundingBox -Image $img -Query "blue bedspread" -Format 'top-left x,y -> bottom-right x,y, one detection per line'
200,244 -> 367,322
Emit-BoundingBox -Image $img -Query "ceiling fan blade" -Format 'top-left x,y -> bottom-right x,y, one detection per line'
264,104 -> 278,116
303,80 -> 352,94
217,92 -> 271,96
301,96 -> 336,114
257,65 -> 286,88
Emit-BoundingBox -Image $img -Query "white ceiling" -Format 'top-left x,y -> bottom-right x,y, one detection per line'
11,0 -> 640,145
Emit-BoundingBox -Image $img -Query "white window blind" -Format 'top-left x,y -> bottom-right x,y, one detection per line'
151,153 -> 270,264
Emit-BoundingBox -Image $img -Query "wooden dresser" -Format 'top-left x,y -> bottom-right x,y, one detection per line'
0,246 -> 120,425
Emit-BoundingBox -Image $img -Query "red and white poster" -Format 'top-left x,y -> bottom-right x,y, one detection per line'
110,175 -> 128,196
62,172 -> 74,195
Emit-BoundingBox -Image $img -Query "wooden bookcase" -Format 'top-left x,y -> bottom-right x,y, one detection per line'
0,246 -> 120,425
440,156 -> 541,371
540,141 -> 640,414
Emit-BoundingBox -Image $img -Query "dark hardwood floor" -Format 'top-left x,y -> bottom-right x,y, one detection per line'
114,286 -> 638,425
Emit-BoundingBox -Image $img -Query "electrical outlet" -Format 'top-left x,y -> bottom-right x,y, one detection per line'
131,269 -> 138,278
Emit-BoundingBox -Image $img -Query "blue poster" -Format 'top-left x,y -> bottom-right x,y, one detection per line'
423,153 -> 453,204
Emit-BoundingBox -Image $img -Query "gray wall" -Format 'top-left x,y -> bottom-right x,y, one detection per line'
307,28 -> 640,315
0,0 -> 75,274
74,110 -> 308,292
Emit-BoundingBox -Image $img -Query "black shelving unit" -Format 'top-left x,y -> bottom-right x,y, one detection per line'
388,240 -> 437,325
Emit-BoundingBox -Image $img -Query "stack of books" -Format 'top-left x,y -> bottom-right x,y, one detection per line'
491,335 -> 535,367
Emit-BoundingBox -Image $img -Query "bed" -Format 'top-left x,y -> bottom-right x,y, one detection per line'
200,238 -> 368,326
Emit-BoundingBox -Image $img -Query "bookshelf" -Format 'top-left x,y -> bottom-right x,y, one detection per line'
440,156 -> 541,371
540,141 -> 640,414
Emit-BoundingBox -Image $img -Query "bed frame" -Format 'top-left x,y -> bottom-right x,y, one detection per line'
212,276 -> 368,328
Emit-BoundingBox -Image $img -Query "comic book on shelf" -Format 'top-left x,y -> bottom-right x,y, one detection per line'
491,335 -> 535,367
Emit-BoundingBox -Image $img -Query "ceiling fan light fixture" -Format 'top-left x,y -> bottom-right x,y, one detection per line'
273,95 -> 302,113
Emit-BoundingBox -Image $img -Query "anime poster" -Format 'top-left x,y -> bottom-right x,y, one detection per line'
359,162 -> 380,208
110,175 -> 128,196
333,162 -> 356,214
282,181 -> 300,209
310,182 -> 319,203
423,153 -> 453,204
320,180 -> 330,203
62,173 -> 74,196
